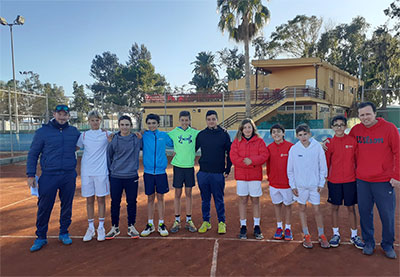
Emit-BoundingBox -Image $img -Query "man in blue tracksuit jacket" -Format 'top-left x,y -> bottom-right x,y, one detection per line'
140,114 -> 174,237
27,105 -> 81,252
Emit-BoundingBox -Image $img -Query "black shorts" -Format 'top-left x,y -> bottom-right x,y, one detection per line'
172,166 -> 195,188
143,173 -> 169,196
327,181 -> 357,206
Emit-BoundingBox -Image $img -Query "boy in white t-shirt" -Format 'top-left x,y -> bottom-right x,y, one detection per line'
76,111 -> 112,242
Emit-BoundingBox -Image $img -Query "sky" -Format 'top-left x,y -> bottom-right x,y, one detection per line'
0,0 -> 394,97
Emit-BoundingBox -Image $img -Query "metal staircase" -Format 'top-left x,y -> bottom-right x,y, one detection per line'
221,86 -> 325,129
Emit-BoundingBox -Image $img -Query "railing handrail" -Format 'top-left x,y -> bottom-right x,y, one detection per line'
144,86 -> 325,103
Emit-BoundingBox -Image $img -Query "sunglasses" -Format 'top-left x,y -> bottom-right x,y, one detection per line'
332,124 -> 346,128
55,105 -> 69,112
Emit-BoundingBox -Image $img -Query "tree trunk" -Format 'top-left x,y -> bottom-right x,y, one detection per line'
244,29 -> 251,118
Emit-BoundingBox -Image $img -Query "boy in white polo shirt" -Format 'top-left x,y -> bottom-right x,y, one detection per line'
76,110 -> 112,242
287,124 -> 329,249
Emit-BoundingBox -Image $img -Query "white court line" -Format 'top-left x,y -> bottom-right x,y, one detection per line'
0,196 -> 34,211
210,239 -> 219,277
0,234 -> 399,247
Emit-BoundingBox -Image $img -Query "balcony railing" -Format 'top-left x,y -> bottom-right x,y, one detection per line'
144,86 -> 325,103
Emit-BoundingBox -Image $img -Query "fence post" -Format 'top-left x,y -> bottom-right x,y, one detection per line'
293,87 -> 296,130
45,93 -> 49,122
8,88 -> 14,157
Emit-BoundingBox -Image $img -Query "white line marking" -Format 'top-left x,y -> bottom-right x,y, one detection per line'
0,235 -> 398,247
0,196 -> 34,210
210,239 -> 219,277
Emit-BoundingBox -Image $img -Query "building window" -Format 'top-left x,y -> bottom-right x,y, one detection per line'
350,87 -> 354,94
320,107 -> 329,113
304,105 -> 312,111
338,83 -> 344,91
159,115 -> 173,127
330,78 -> 334,88
277,106 -> 285,111
286,106 -> 294,111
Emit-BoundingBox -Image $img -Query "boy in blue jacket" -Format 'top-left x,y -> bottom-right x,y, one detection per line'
27,105 -> 81,252
140,114 -> 173,237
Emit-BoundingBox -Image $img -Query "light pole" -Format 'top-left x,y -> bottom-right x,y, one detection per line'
1,15 -> 25,133
357,56 -> 364,102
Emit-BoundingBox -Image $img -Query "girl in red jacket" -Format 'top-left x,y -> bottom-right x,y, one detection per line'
230,119 -> 268,240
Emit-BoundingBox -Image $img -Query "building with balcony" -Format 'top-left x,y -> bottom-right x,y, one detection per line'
141,58 -> 359,130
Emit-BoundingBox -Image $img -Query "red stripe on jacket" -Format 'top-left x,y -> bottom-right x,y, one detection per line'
349,118 -> 400,182
266,140 -> 293,189
325,134 -> 357,183
230,136 -> 268,181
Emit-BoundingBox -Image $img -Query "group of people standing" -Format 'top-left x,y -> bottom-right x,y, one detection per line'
27,102 -> 398,260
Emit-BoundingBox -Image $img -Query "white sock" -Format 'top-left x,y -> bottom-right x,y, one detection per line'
254,217 -> 260,226
98,218 -> 104,229
148,219 -> 154,226
332,227 -> 340,236
285,224 -> 291,230
159,219 -> 164,225
186,215 -> 191,222
351,228 -> 357,238
88,219 -> 94,230
175,215 -> 180,222
240,219 -> 246,226
277,221 -> 283,229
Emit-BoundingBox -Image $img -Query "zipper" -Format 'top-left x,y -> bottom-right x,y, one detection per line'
60,128 -> 63,169
154,132 -> 157,174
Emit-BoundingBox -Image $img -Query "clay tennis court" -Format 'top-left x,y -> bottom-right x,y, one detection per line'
1,157 -> 399,276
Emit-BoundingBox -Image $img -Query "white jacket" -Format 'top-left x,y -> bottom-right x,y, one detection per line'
287,137 -> 327,189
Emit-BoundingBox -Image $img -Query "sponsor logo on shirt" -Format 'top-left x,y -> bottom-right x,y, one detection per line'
356,136 -> 384,144
297,154 -> 303,157
345,145 -> 353,149
280,153 -> 288,157
178,135 -> 193,144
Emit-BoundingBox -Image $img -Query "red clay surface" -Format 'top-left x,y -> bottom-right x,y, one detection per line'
0,157 -> 399,276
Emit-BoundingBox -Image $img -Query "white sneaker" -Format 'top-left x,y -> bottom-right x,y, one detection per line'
127,225 -> 139,238
158,223 -> 169,237
83,228 -> 95,242
97,227 -> 106,241
140,223 -> 155,237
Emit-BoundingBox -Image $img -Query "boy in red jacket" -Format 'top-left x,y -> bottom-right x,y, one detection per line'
266,124 -> 294,240
325,115 -> 364,249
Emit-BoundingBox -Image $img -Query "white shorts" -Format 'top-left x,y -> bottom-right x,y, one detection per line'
296,187 -> 320,205
81,175 -> 110,197
236,180 -> 262,197
269,186 -> 294,205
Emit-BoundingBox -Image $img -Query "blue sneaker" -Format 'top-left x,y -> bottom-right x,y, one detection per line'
350,236 -> 365,250
329,234 -> 340,247
30,238 -> 47,252
362,244 -> 375,255
59,233 -> 72,245
383,247 -> 397,259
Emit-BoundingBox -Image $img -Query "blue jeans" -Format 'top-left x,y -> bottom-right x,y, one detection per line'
357,179 -> 396,250
197,171 -> 225,223
36,171 -> 77,239
109,176 -> 139,226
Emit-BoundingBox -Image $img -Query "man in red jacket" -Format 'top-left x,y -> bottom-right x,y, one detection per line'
325,115 -> 364,249
350,102 -> 399,259
266,124 -> 294,241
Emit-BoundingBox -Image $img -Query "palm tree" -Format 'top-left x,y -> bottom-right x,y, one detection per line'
217,0 -> 270,118
190,51 -> 219,93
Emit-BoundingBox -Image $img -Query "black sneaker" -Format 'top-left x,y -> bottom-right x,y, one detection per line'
254,225 -> 264,240
238,225 -> 247,239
